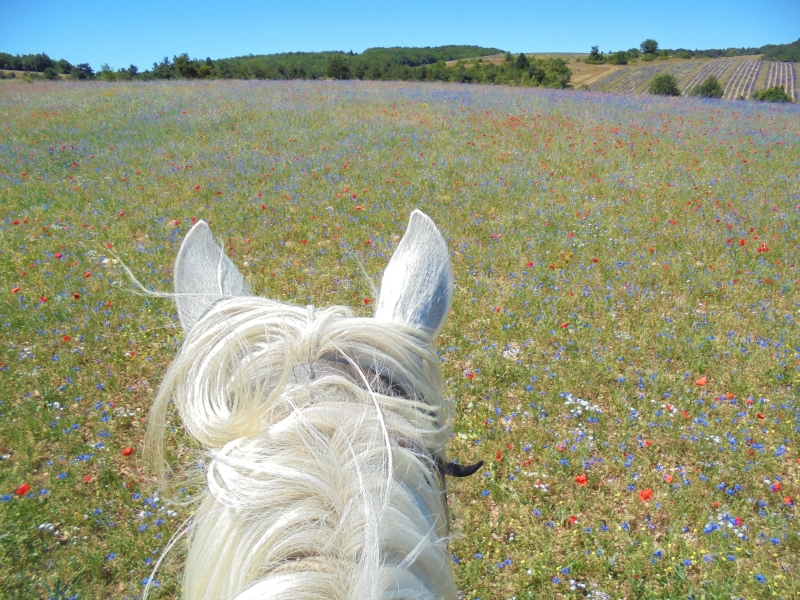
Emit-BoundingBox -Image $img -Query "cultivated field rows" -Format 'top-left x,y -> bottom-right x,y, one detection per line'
586,56 -> 795,101
680,59 -> 736,95
764,61 -> 798,100
722,61 -> 763,100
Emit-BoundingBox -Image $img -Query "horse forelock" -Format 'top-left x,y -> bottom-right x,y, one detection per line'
145,296 -> 458,600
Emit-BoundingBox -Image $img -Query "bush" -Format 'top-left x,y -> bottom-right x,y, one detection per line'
641,53 -> 656,62
43,67 -> 59,80
753,86 -> 793,102
689,75 -> 723,98
649,73 -> 681,96
607,51 -> 628,65
585,46 -> 604,64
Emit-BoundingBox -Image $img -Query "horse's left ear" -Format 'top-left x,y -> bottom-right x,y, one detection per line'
375,210 -> 452,335
174,220 -> 247,333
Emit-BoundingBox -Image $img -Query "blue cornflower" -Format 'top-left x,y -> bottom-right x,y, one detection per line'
481,490 -> 490,497
755,574 -> 767,583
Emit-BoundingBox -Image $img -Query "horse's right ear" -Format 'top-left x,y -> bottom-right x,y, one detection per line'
174,220 -> 247,334
374,210 -> 452,336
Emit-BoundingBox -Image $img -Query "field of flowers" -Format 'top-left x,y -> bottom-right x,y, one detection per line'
0,79 -> 799,599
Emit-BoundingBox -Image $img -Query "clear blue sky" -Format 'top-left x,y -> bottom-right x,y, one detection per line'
2,0 -> 797,71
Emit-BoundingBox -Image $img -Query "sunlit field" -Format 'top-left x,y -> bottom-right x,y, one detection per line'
1,79 -> 798,599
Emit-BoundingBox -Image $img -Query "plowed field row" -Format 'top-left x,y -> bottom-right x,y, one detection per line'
764,61 -> 797,100
722,60 -> 762,100
601,63 -> 670,94
637,61 -> 700,94
681,59 -> 736,95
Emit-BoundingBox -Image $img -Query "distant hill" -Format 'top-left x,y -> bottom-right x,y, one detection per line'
209,46 -> 504,80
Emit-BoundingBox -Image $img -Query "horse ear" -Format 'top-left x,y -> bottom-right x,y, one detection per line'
174,220 -> 247,333
375,210 -> 452,335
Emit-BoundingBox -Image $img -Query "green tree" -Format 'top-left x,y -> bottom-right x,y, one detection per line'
753,86 -> 793,102
586,46 -> 604,64
515,53 -> 530,70
99,63 -> 116,81
640,39 -> 659,55
56,59 -> 73,74
43,67 -> 59,80
76,63 -> 94,78
608,51 -> 627,65
327,55 -> 350,80
649,72 -> 680,96
504,52 -> 513,63
689,75 -> 723,98
174,54 -> 199,78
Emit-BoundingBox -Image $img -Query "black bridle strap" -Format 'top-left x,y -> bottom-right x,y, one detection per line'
441,459 -> 484,477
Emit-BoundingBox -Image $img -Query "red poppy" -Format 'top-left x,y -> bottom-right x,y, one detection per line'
695,376 -> 707,386
62,336 -> 71,342
16,483 -> 30,496
574,474 -> 588,486
122,447 -> 134,456
496,450 -> 502,462
638,489 -> 653,501
11,287 -> 20,294
363,298 -> 370,304
83,474 -> 91,484
568,515 -> 578,525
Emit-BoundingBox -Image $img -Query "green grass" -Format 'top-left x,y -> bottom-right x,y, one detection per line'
0,79 -> 798,599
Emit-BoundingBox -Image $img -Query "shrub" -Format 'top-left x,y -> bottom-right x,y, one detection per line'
641,53 -> 656,62
585,46 -> 604,64
689,75 -> 723,98
649,73 -> 680,96
43,67 -> 59,80
607,51 -> 628,65
753,86 -> 793,102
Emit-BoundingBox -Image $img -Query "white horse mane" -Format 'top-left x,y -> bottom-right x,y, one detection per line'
145,211 -> 465,599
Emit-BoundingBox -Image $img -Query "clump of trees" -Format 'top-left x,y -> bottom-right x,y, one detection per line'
583,46 -> 639,64
689,75 -> 723,98
753,86 -> 793,102
649,73 -> 681,96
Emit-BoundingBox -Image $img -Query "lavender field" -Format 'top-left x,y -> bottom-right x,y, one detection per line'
1,79 -> 798,599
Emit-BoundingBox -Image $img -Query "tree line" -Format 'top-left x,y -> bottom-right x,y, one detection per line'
581,37 -> 800,65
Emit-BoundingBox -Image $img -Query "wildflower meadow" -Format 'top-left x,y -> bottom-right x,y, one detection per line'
0,79 -> 798,599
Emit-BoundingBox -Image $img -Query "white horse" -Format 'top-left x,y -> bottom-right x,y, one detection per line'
144,210 -> 481,599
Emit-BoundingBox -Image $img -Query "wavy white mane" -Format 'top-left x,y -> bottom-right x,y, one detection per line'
145,211 -> 462,599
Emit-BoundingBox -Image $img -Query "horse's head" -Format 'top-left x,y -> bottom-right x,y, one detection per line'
146,211 -> 472,599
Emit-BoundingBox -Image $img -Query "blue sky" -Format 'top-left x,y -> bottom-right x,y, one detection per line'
2,0 -> 798,71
